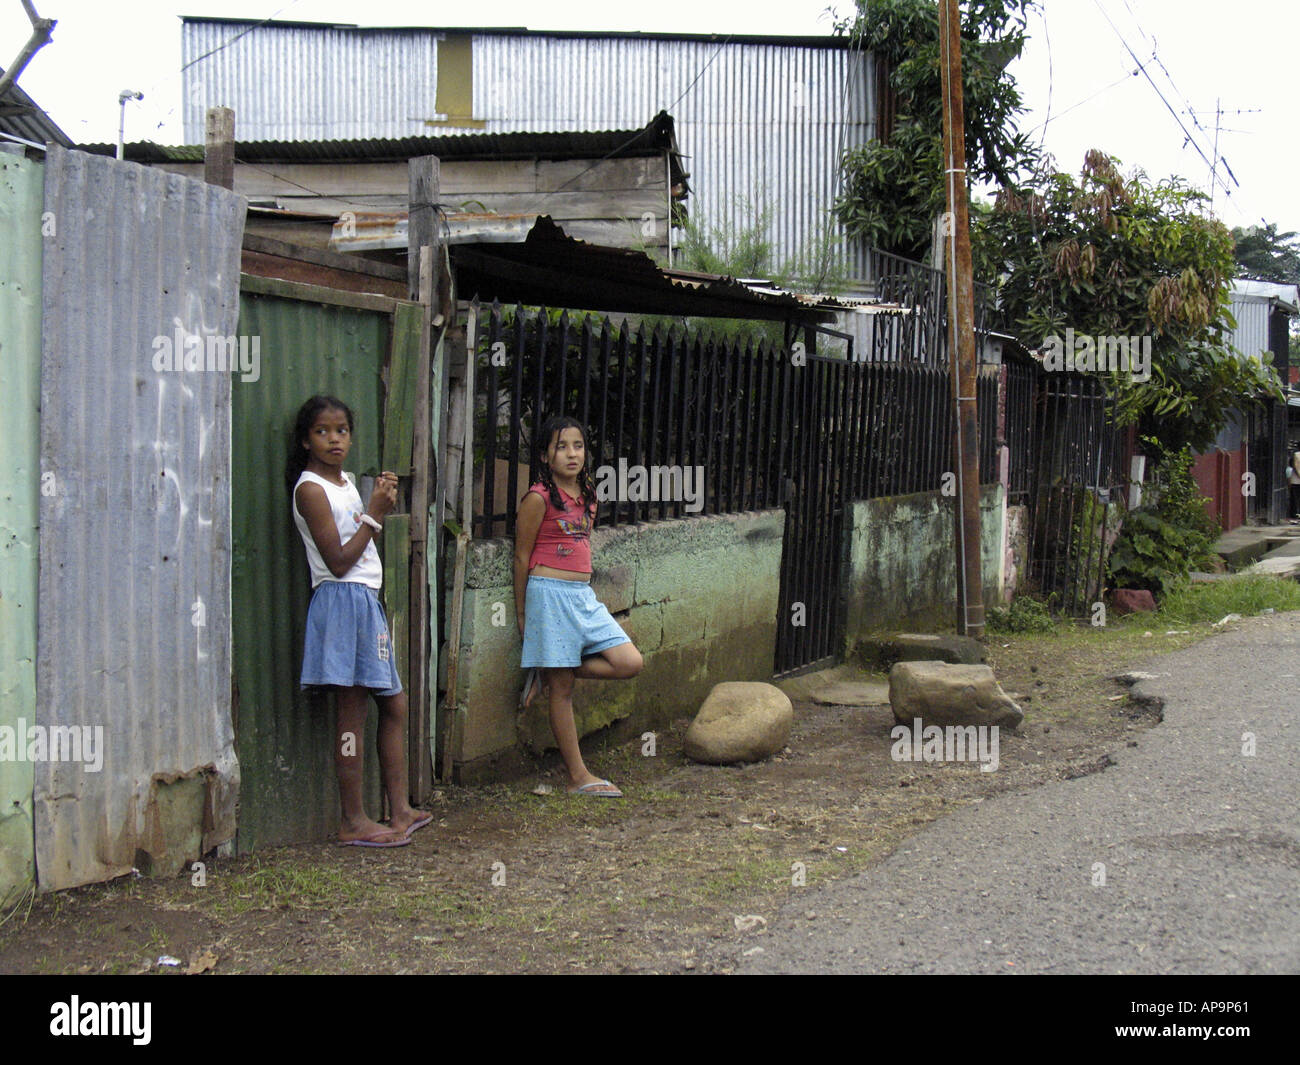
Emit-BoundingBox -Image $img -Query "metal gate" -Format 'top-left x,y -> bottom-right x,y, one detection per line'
774,351 -> 850,677
1025,372 -> 1128,616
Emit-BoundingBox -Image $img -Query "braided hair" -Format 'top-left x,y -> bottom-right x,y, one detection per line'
535,414 -> 597,515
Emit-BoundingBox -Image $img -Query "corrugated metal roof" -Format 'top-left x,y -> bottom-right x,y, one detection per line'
0,64 -> 73,148
0,149 -> 43,905
179,16 -> 862,47
449,215 -> 891,321
1231,278 -> 1300,313
180,21 -> 873,278
78,111 -> 686,185
35,147 -> 245,890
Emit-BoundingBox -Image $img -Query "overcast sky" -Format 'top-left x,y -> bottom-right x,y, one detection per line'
4,0 -> 1295,237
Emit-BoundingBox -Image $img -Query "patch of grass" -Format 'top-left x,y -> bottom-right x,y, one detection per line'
200,859 -> 372,917
1156,574 -> 1300,624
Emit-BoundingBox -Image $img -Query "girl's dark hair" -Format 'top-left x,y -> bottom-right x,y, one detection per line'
534,414 -> 597,512
286,395 -> 355,493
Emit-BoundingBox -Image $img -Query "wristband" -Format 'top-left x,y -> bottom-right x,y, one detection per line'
359,514 -> 383,532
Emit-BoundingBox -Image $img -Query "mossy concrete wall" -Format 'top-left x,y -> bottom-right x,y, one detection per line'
847,484 -> 1005,644
445,510 -> 783,780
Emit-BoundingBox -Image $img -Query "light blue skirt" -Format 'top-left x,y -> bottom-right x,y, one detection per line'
521,576 -> 630,669
301,581 -> 402,696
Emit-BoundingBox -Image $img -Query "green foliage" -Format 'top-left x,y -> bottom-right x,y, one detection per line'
644,201 -> 850,351
1157,573 -> 1300,624
834,0 -> 1039,260
974,152 -> 1284,454
1107,443 -> 1219,596
1232,222 -> 1300,286
986,594 -> 1061,634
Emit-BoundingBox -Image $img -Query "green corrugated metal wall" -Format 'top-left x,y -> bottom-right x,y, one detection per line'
0,151 -> 42,904
232,283 -> 394,851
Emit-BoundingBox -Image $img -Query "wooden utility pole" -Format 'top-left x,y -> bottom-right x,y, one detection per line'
203,107 -> 235,190
938,0 -> 985,637
408,156 -> 442,793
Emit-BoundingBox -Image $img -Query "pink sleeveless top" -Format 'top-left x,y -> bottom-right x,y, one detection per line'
526,483 -> 595,573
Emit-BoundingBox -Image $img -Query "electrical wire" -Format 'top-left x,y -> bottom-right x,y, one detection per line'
1091,0 -> 1236,196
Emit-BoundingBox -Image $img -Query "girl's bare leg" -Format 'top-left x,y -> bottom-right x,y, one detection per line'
545,667 -> 618,794
334,686 -> 404,843
375,690 -> 426,835
573,641 -> 643,680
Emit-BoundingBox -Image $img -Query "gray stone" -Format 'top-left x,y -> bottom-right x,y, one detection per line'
810,681 -> 891,706
685,682 -> 793,765
889,660 -> 1024,729
859,633 -> 987,669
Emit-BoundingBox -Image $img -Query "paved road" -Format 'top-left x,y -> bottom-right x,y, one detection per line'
738,614 -> 1300,974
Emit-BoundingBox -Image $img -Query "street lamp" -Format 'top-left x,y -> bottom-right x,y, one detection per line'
116,89 -> 143,160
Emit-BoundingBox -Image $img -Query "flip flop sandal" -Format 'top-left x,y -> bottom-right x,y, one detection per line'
567,779 -> 623,798
338,832 -> 411,848
403,813 -> 434,838
518,668 -> 541,709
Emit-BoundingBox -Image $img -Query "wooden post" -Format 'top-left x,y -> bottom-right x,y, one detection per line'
408,157 -> 442,791
408,156 -> 440,301
204,107 -> 235,190
406,246 -> 435,799
938,0 -> 985,636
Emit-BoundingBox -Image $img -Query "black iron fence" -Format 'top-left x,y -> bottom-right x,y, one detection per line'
468,297 -> 1134,669
470,301 -> 1008,539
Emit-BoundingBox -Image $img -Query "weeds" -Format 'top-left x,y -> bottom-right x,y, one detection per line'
1157,573 -> 1300,624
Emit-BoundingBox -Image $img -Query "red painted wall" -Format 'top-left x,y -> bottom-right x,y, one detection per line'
1191,447 -> 1248,531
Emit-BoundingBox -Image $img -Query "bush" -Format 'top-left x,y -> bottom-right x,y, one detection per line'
986,595 -> 1061,634
1108,443 -> 1219,596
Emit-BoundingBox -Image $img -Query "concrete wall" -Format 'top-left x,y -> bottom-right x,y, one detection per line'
846,484 -> 1005,644
445,510 -> 783,780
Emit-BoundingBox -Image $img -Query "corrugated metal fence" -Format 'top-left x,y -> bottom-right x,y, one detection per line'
0,148 -> 43,905
35,147 -> 245,891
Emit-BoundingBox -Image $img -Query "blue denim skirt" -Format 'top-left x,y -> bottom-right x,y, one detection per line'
301,581 -> 402,696
521,576 -> 630,669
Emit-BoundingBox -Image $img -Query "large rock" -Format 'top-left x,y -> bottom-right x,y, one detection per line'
684,682 -> 793,765
859,633 -> 987,669
889,661 -> 1023,729
1111,588 -> 1156,615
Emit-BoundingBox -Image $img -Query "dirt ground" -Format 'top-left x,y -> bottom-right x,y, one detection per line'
0,621 -> 1213,975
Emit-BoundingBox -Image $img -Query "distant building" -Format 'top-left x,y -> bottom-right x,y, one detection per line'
180,17 -> 875,281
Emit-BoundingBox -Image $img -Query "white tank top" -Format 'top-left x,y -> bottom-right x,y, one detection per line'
292,470 -> 384,589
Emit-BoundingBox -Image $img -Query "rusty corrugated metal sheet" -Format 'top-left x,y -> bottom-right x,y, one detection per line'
180,22 -> 874,277
0,148 -> 43,904
35,147 -> 245,891
231,282 -> 390,851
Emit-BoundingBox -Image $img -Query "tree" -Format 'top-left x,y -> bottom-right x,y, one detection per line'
1232,222 -> 1300,286
974,150 -> 1282,454
834,0 -> 1038,261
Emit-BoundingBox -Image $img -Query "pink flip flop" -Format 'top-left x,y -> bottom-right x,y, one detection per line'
338,831 -> 411,848
403,813 -> 434,838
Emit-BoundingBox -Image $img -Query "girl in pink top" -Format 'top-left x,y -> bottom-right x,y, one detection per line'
514,415 -> 643,796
